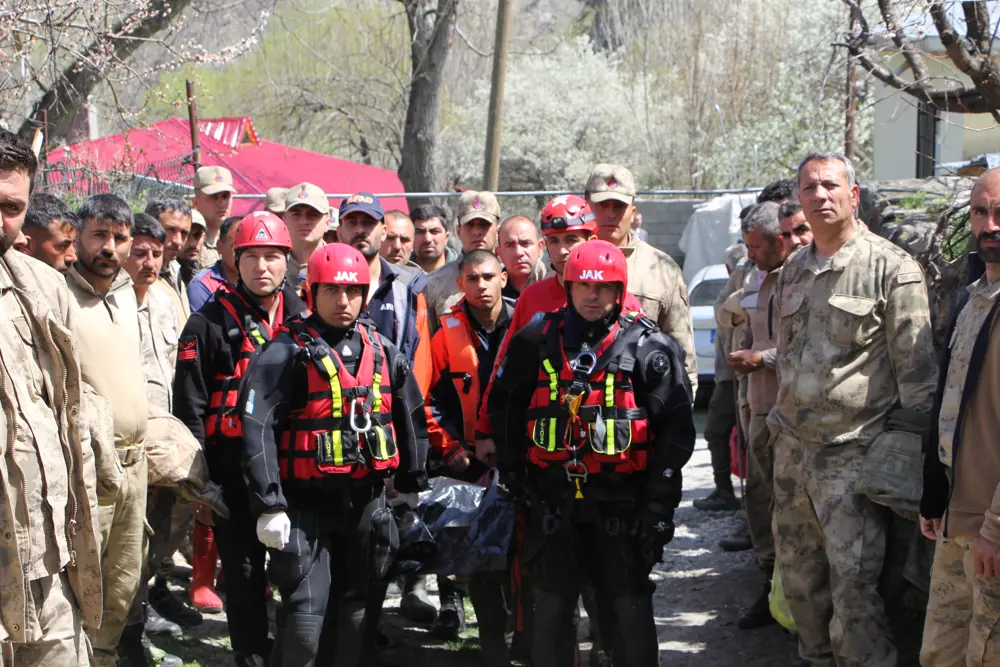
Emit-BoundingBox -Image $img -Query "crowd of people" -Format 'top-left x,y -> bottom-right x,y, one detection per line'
2,120 -> 1000,667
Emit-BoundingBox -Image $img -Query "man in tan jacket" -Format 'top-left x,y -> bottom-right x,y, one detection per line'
584,164 -> 697,393
66,194 -> 150,667
192,166 -> 235,270
0,128 -> 103,666
921,167 -> 1000,666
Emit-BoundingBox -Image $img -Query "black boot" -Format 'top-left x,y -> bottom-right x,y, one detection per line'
144,604 -> 182,638
693,480 -> 740,511
400,574 -> 437,623
738,584 -> 776,629
432,580 -> 466,640
149,577 -> 203,627
117,623 -> 183,667
719,521 -> 753,552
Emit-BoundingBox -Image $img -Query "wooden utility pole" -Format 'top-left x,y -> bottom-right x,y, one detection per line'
186,79 -> 202,172
483,0 -> 516,191
845,9 -> 857,160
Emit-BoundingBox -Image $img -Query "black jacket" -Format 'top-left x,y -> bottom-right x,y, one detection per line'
487,309 -> 696,509
172,284 -> 307,451
237,314 -> 429,517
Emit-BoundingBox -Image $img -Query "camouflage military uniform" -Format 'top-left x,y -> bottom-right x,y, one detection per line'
921,276 -> 1000,667
767,226 -> 937,667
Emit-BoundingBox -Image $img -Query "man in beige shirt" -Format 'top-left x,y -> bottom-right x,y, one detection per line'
192,166 -> 235,270
66,194 -> 151,667
283,182 -> 331,293
0,128 -> 103,667
585,164 -> 697,393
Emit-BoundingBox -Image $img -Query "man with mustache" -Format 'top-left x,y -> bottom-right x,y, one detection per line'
777,201 -> 814,255
192,166 -> 236,270
921,167 -> 1000,666
411,204 -> 456,274
66,194 -> 151,667
380,210 -> 417,267
769,153 -> 936,667
146,199 -> 194,320
21,192 -> 79,273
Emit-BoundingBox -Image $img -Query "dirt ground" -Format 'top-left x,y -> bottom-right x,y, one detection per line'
153,410 -> 801,666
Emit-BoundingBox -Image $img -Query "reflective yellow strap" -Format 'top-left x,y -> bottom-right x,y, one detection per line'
318,354 -> 345,465
376,428 -> 389,460
372,372 -> 383,412
250,328 -> 266,345
541,359 -> 559,452
605,374 -> 616,456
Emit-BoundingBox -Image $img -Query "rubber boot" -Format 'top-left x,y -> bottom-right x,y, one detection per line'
531,588 -> 576,667
281,613 -> 325,667
468,576 -> 510,666
190,523 -> 224,613
400,574 -> 437,623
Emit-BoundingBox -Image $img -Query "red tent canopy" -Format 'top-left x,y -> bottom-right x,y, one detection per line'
45,117 -> 408,216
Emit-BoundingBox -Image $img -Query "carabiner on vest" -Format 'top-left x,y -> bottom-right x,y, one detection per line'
349,398 -> 373,434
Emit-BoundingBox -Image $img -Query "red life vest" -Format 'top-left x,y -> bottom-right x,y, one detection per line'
525,311 -> 652,477
205,292 -> 279,439
438,307 -> 481,446
278,321 -> 400,487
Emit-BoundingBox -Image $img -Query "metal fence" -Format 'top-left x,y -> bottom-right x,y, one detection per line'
38,153 -> 195,208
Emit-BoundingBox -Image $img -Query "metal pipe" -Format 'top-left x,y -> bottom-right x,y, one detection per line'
224,187 -> 763,201
706,98 -> 740,187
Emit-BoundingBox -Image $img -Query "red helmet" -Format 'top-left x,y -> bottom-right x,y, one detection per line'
233,211 -> 293,251
307,243 -> 371,296
563,240 -> 628,295
540,195 -> 596,237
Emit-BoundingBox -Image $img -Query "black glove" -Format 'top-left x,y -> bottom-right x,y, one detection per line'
392,469 -> 428,494
632,501 -> 675,567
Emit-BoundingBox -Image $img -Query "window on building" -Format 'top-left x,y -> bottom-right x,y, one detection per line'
916,101 -> 938,178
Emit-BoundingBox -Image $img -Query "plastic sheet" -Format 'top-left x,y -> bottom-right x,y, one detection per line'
395,472 -> 515,576
769,561 -> 797,634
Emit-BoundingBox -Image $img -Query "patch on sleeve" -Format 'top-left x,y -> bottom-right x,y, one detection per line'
894,272 -> 923,286
177,336 -> 198,363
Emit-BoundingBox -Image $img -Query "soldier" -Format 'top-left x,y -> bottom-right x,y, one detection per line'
777,200 -> 814,255
173,211 -> 307,667
284,182 -> 332,293
188,215 -> 241,312
691,242 -> 746,514
584,163 -> 697,394
411,203 -> 455,274
921,167 -> 1000,666
424,191 -> 502,333
769,153 -> 936,667
0,127 -> 103,667
66,194 -> 150,667
497,215 -> 548,299
723,202 -> 790,629
21,192 -> 79,273
237,243 -> 428,666
489,239 -> 695,667
380,210 -> 417,266
192,166 -> 236,270
264,186 -> 288,215
120,213 -> 190,667
146,199 -> 194,319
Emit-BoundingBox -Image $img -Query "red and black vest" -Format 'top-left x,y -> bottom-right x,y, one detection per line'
278,321 -> 400,488
525,311 -> 652,477
205,292 -> 280,439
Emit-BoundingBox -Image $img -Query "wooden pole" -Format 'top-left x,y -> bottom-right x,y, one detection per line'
483,0 -> 516,191
186,79 -> 202,173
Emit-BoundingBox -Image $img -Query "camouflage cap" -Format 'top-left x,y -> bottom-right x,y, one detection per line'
190,208 -> 207,229
194,166 -> 235,195
264,187 -> 288,214
285,182 -> 329,215
456,190 -> 500,226
585,164 -> 636,204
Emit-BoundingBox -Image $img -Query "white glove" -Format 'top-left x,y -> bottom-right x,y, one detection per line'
256,511 -> 291,550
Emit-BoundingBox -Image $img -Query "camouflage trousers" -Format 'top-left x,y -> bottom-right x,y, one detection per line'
772,433 -> 895,667
920,534 -> 1000,667
1,571 -> 88,667
89,448 -> 148,667
745,415 -> 775,575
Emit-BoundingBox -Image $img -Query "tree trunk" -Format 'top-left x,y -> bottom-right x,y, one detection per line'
17,0 -> 194,144
397,0 -> 458,207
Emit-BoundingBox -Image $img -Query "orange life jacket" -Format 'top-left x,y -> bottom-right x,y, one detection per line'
438,308 -> 481,445
525,311 -> 652,479
205,293 -> 273,440
278,321 -> 399,488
